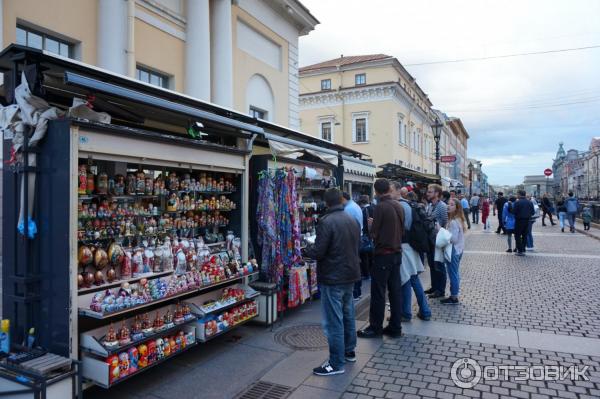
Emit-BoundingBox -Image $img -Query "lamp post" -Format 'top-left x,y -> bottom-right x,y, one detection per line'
468,162 -> 473,196
431,115 -> 443,176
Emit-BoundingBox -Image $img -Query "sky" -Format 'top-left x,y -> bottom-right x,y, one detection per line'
298,0 -> 600,186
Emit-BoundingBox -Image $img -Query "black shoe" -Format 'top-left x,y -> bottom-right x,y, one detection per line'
313,361 -> 345,376
542,224 -> 547,227
357,327 -> 382,338
551,223 -> 556,226
417,312 -> 431,321
345,351 -> 357,362
495,230 -> 501,234
515,252 -> 525,257
506,248 -> 513,253
382,326 -> 403,338
440,297 -> 459,305
428,292 -> 444,299
424,288 -> 435,294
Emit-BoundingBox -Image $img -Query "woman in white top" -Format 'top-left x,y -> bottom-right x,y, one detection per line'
441,198 -> 467,305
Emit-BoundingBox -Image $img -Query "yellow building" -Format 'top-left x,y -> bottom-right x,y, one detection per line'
299,54 -> 469,181
0,0 -> 318,129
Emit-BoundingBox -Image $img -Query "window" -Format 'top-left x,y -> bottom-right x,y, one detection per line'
249,106 -> 267,120
321,121 -> 332,142
16,25 -> 73,58
355,73 -> 366,86
137,66 -> 169,88
398,116 -> 407,145
321,79 -> 332,91
355,119 -> 367,142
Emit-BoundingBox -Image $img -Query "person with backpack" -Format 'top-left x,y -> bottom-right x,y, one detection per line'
424,184 -> 448,299
397,186 -> 431,321
565,192 -> 580,233
503,196 -> 516,252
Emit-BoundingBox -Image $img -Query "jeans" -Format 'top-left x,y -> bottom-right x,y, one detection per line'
526,220 -> 535,248
471,207 -> 479,223
463,209 -> 471,229
506,230 -> 513,250
559,212 -> 566,229
426,250 -> 446,295
445,247 -> 463,297
514,219 -> 529,253
369,253 -> 403,332
567,212 -> 576,231
542,210 -> 554,225
320,283 -> 357,370
401,274 -> 431,319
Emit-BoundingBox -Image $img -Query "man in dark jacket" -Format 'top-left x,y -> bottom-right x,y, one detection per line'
512,190 -> 535,256
357,179 -> 405,339
306,188 -> 361,376
494,192 -> 508,234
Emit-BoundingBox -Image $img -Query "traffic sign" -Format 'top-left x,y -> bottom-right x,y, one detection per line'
440,155 -> 457,163
544,168 -> 553,176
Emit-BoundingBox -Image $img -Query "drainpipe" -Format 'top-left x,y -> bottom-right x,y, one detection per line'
126,0 -> 136,78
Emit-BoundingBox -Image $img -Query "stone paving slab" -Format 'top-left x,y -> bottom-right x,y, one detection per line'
345,334 -> 600,399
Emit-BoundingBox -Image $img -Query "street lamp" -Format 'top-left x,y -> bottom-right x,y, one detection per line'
431,115 -> 443,176
468,162 -> 473,196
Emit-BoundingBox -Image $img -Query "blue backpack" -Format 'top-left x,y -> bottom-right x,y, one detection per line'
566,197 -> 579,213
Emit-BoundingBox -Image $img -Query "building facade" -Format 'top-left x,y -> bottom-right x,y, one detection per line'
552,142 -> 591,198
0,0 -> 318,129
298,54 -> 469,180
583,137 -> 600,200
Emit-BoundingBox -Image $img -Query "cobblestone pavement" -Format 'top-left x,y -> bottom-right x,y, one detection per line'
341,220 -> 600,399
422,222 -> 600,338
344,335 -> 600,399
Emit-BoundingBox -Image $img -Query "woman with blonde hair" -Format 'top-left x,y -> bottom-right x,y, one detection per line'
441,198 -> 466,305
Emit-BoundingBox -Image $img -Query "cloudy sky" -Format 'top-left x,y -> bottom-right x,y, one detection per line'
298,0 -> 600,185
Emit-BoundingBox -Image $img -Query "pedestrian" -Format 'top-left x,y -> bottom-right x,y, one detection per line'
440,198 -> 467,304
565,192 -> 580,233
357,179 -> 405,339
357,195 -> 374,280
397,185 -> 431,322
582,205 -> 592,231
512,190 -> 535,256
503,196 -> 516,252
305,188 -> 361,376
481,195 -> 490,230
557,197 -> 567,232
470,193 -> 480,224
342,192 -> 365,300
526,195 -> 540,251
424,184 -> 448,299
459,193 -> 471,229
541,193 -> 556,226
494,192 -> 507,234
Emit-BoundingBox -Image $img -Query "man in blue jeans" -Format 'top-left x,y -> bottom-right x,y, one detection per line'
565,191 -> 579,233
305,188 -> 361,376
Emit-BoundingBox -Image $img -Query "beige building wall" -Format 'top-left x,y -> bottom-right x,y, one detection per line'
2,0 -> 98,64
232,5 -> 289,126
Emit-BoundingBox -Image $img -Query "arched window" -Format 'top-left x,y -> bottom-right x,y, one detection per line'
246,74 -> 274,121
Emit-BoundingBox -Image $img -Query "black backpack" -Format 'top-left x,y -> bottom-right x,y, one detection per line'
406,201 -> 436,253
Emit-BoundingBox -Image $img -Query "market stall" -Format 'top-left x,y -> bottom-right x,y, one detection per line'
1,45 -> 262,390
341,155 -> 376,201
377,163 -> 441,199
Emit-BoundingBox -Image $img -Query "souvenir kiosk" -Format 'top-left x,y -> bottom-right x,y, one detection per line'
1,46 -> 262,390
248,122 -> 372,315
377,163 -> 441,199
340,155 -> 376,201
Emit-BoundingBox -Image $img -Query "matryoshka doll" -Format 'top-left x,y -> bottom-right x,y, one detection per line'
86,170 -> 95,195
126,174 -> 136,195
78,165 -> 87,195
131,248 -> 143,278
145,177 -> 154,195
115,174 -> 125,196
163,338 -> 171,357
167,193 -> 178,212
121,248 -> 132,279
147,340 -> 157,364
137,344 -> 148,368
168,172 -> 179,191
136,171 -> 146,194
107,355 -> 120,383
118,352 -> 130,377
97,172 -> 108,195
154,175 -> 164,196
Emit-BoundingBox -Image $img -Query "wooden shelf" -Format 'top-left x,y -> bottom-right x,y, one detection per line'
78,271 -> 173,296
79,272 -> 258,320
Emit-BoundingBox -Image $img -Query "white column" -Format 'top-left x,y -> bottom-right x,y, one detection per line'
97,0 -> 128,75
210,0 -> 233,107
185,0 -> 211,101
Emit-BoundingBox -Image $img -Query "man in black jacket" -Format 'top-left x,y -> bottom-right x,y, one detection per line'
494,192 -> 508,234
357,179 -> 405,339
512,190 -> 535,256
306,188 -> 361,376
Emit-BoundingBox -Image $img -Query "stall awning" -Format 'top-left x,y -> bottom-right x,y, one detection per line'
377,163 -> 441,184
263,132 -> 338,166
342,156 -> 376,178
441,176 -> 464,187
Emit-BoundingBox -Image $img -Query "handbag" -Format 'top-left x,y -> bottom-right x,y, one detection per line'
360,234 -> 373,253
